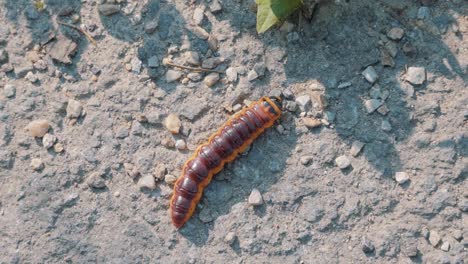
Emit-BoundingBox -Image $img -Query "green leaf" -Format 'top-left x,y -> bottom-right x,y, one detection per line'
256,0 -> 303,33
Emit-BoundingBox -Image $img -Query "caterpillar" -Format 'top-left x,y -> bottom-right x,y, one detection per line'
170,96 -> 283,228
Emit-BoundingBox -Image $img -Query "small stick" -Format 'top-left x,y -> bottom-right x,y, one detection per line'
165,62 -> 223,74
57,20 -> 97,46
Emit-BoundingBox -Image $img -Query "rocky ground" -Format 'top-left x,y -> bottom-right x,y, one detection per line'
0,0 -> 467,263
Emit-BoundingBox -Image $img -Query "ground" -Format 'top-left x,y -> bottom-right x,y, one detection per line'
0,0 -> 467,263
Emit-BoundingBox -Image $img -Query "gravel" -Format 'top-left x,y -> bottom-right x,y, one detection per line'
395,171 -> 409,184
137,174 -> 157,190
335,155 -> 351,169
248,189 -> 263,206
405,67 -> 426,85
66,99 -> 83,119
362,66 -> 378,84
165,114 -> 181,134
25,120 -> 50,137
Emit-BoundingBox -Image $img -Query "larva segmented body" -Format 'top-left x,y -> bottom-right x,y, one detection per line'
170,96 -> 283,228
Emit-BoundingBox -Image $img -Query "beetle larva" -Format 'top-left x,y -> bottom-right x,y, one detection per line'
170,96 -> 283,228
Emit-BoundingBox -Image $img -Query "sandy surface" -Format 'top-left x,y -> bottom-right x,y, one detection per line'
0,0 -> 467,263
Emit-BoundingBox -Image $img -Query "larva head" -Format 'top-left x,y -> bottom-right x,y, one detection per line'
261,96 -> 282,118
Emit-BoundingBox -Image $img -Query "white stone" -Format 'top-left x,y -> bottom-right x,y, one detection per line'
395,171 -> 409,184
428,231 -> 441,247
164,174 -> 178,185
193,7 -> 204,25
137,174 -> 156,190
364,99 -> 383,114
204,73 -> 220,87
165,70 -> 182,83
406,67 -> 426,85
440,241 -> 450,252
335,155 -> 351,169
30,158 -> 44,171
295,95 -> 312,112
224,232 -> 236,245
381,120 -> 392,132
248,188 -> 263,206
350,141 -> 365,157
42,133 -> 57,149
175,139 -> 186,150
26,119 -> 50,137
3,84 -> 16,98
226,67 -> 238,82
362,66 -> 378,84
387,27 -> 404,41
66,99 -> 83,118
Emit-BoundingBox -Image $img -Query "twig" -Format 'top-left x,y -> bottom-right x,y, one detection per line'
165,62 -> 223,74
57,20 -> 97,46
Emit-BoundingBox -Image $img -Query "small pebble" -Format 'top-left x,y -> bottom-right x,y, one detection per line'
87,173 -> 106,189
164,174 -> 178,185
175,139 -> 186,150
429,230 -> 441,247
42,133 -> 57,149
417,7 -> 430,20
404,244 -> 418,257
187,72 -> 202,82
191,26 -> 209,39
226,67 -> 238,82
30,158 -> 44,171
335,155 -> 351,169
113,191 -> 121,197
364,99 -> 383,114
303,117 -> 322,128
337,82 -> 352,89
210,0 -> 222,13
166,70 -> 182,83
202,57 -> 224,69
387,27 -> 404,41
144,20 -> 158,33
153,164 -> 166,181
300,156 -> 312,166
224,232 -> 237,245
204,73 -> 220,87
232,104 -> 242,112
131,57 -> 142,73
193,7 -> 204,25
185,51 -> 200,66
26,119 -> 50,137
381,120 -> 392,132
165,114 -> 181,134
276,125 -> 285,134
248,188 -> 263,206
25,72 -> 38,83
440,241 -> 450,252
285,101 -> 297,112
395,171 -> 409,184
99,4 -> 120,16
362,66 -> 378,84
66,99 -> 83,119
3,84 -> 16,98
53,143 -> 64,153
247,70 -> 258,81
350,141 -> 365,157
405,67 -> 426,85
148,56 -> 159,68
295,95 -> 312,112
137,174 -> 156,190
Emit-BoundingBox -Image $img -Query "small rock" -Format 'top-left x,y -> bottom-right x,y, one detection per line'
187,72 -> 202,82
247,70 -> 258,81
137,174 -> 156,190
87,172 -> 106,189
99,4 -> 120,16
191,26 -> 210,39
226,67 -> 238,82
253,63 -> 266,77
364,99 -> 383,114
395,171 -> 409,184
337,82 -> 352,89
165,70 -> 182,83
148,56 -> 159,68
440,241 -> 450,252
30,158 -> 44,171
295,95 -> 312,112
362,66 -> 378,84
131,57 -> 142,74
417,7 -> 430,20
335,155 -> 351,169
350,141 -> 365,157
116,127 -> 129,139
285,101 -> 297,112
185,51 -> 200,66
232,104 -> 242,112
193,7 -> 204,25
114,191 -> 120,197
25,72 -> 38,83
3,84 -> 16,98
387,27 -> 404,41
381,49 -> 395,67
248,188 -> 263,206
224,232 -> 236,245
66,99 -> 83,119
153,164 -> 166,181
300,156 -> 312,166
405,67 -> 426,85
210,0 -> 222,13
144,20 -> 158,34
361,237 -> 375,254
381,120 -> 392,132
202,57 -> 224,69
42,134 -> 57,149
204,73 -> 220,87
164,174 -> 178,185
207,34 -> 219,51
165,114 -> 181,134
429,230 -> 441,247
377,104 -> 389,115
303,117 -> 322,129
53,143 -> 64,153
26,120 -> 50,137
124,163 -> 140,179
47,35 -> 77,64
404,244 -> 418,257
175,139 -> 186,150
